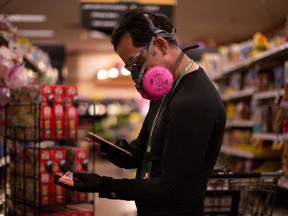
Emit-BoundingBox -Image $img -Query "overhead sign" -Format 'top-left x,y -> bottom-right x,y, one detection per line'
80,0 -> 177,34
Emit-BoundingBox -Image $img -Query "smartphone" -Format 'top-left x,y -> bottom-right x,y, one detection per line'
86,132 -> 133,157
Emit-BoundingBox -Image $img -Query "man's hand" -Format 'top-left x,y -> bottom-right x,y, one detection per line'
99,139 -> 133,164
54,172 -> 102,192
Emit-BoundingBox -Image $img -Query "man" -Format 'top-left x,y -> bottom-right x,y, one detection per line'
55,8 -> 226,216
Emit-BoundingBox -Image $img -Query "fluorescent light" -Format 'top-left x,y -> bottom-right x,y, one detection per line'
7,14 -> 47,23
121,66 -> 131,76
90,30 -> 108,39
19,30 -> 55,38
108,68 -> 119,78
97,69 -> 108,80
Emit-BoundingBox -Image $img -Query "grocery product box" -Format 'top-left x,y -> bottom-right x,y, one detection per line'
66,190 -> 88,203
24,178 -> 55,206
64,146 -> 89,172
41,102 -> 54,139
51,148 -> 66,175
64,146 -> 89,204
10,84 -> 79,139
65,104 -> 78,139
25,147 -> 53,182
41,84 -> 54,104
51,148 -> 66,200
54,85 -> 65,104
54,103 -> 65,139
65,85 -> 78,104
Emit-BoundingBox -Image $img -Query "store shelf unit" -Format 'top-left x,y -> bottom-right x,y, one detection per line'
3,90 -> 95,215
213,42 -> 288,173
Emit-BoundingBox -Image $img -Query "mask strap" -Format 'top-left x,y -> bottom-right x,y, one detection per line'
171,52 -> 185,74
136,36 -> 155,86
182,44 -> 199,53
144,13 -> 175,40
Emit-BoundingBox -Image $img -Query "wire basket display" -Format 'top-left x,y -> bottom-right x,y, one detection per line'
205,170 -> 284,216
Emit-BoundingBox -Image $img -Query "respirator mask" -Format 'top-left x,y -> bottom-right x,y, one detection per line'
125,14 -> 198,101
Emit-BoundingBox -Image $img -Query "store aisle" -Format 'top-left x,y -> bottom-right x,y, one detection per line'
94,158 -> 137,216
93,158 -> 288,216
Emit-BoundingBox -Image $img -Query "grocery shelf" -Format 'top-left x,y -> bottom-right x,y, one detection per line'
221,88 -> 254,101
252,133 -> 286,141
226,119 -> 254,128
220,145 -> 281,159
220,42 -> 288,78
253,89 -> 285,101
0,35 -> 44,74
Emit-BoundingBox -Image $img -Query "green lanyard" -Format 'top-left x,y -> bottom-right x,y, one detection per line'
146,59 -> 194,153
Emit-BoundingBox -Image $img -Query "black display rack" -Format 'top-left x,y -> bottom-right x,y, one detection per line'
4,102 -> 95,215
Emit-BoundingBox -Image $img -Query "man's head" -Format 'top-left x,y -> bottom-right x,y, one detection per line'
111,8 -> 177,52
111,8 -> 181,100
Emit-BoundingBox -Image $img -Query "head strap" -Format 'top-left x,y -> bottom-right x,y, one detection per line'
143,14 -> 175,40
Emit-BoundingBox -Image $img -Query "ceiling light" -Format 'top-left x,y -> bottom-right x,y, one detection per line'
7,14 -> 47,23
108,68 -> 119,78
97,69 -> 108,80
18,30 -> 55,38
121,66 -> 131,76
90,30 -> 108,39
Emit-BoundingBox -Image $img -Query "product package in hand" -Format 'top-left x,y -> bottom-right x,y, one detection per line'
58,171 -> 74,186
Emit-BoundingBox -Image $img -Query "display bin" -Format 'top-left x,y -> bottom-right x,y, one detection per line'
4,101 -> 94,215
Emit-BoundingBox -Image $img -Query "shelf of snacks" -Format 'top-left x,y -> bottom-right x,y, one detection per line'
0,15 -> 58,108
252,133 -> 286,141
221,88 -> 255,101
226,119 -> 254,128
211,41 -> 288,81
252,89 -> 285,101
208,27 -> 288,173
220,144 -> 282,159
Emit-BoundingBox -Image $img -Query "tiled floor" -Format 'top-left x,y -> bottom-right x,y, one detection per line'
94,158 -> 288,216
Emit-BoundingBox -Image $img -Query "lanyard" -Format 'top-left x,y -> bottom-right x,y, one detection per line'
146,59 -> 194,153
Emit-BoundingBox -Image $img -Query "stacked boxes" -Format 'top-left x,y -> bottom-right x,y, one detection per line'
9,145 -> 89,207
64,146 -> 89,203
7,84 -> 91,210
8,84 -> 78,140
22,147 -> 66,206
64,85 -> 78,139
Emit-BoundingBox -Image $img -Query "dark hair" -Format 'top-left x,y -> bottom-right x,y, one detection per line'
111,8 -> 177,51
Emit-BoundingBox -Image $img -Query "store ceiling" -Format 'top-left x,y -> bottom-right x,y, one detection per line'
1,0 -> 288,54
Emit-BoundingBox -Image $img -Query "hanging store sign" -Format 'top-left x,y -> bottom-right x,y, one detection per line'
80,0 -> 177,34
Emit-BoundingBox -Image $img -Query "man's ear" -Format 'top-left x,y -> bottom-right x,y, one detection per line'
155,37 -> 168,55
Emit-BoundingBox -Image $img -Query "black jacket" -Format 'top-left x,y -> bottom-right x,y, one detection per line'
99,67 -> 226,216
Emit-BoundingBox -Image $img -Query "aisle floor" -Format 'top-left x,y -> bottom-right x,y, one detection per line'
93,158 -> 288,216
94,158 -> 137,216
